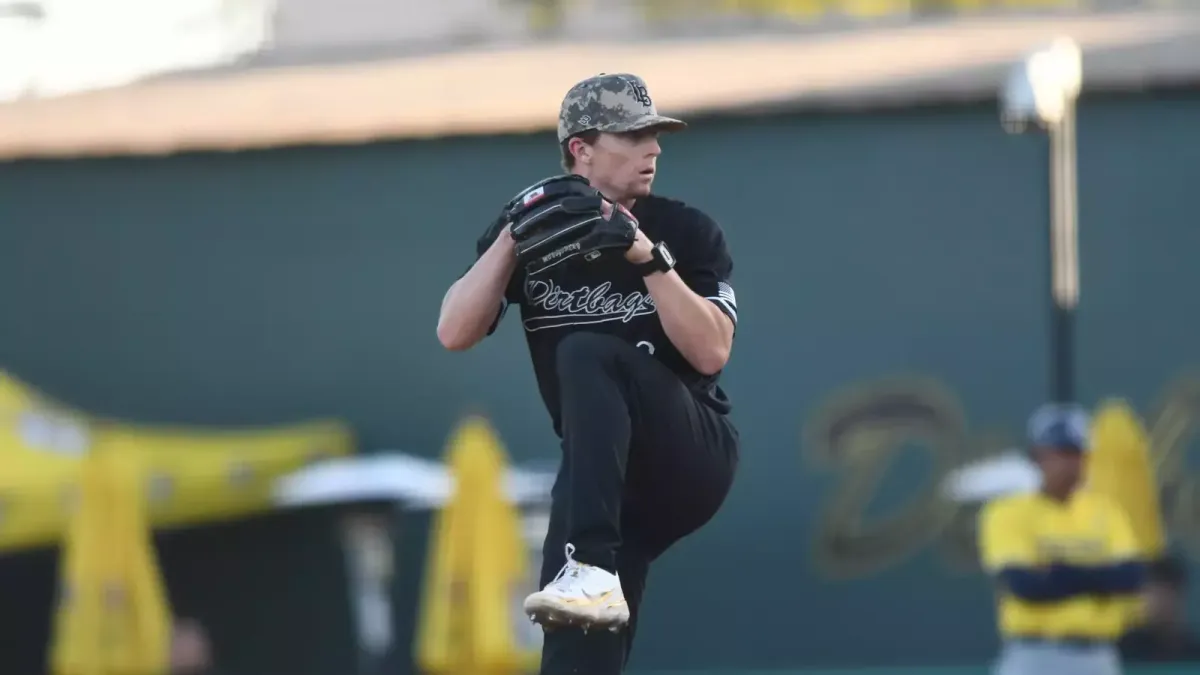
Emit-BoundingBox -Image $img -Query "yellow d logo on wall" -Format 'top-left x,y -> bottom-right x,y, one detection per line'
804,377 -> 972,579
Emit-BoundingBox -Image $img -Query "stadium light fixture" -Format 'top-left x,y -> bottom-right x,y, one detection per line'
1000,37 -> 1082,403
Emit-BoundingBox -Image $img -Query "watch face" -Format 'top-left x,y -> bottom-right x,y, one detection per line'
658,243 -> 675,268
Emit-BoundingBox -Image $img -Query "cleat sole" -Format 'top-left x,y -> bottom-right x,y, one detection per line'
524,594 -> 630,631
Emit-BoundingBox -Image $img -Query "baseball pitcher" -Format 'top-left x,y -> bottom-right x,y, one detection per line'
436,73 -> 740,675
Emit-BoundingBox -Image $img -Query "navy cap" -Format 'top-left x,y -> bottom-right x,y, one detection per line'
1027,403 -> 1091,452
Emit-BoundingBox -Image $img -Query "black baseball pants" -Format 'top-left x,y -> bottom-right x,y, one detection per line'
539,332 -> 739,675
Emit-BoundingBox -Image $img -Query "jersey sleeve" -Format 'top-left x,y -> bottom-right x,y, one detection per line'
978,500 -> 1037,572
466,215 -> 524,335
673,210 -> 738,329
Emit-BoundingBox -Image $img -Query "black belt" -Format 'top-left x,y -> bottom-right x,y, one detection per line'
1008,635 -> 1113,649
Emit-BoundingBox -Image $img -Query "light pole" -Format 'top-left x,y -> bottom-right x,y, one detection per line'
1000,37 -> 1083,404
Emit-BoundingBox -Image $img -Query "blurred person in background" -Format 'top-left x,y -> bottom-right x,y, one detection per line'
437,73 -> 739,675
979,403 -> 1146,675
1120,554 -> 1200,661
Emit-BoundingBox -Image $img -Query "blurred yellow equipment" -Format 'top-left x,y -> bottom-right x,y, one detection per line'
1087,400 -> 1165,558
120,420 -> 353,530
50,429 -> 173,675
0,370 -> 354,553
415,416 -> 536,675
1085,399 -> 1166,627
0,395 -> 86,552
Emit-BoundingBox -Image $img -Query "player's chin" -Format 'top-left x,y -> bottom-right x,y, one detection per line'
626,178 -> 654,197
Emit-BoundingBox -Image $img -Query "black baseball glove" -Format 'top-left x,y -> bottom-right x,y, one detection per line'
501,174 -> 638,275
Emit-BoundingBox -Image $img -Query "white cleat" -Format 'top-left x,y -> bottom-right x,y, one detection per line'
523,544 -> 629,630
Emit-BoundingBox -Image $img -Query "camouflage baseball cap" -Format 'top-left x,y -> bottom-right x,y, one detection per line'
557,73 -> 686,142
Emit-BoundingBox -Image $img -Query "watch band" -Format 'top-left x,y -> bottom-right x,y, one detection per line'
636,242 -> 676,277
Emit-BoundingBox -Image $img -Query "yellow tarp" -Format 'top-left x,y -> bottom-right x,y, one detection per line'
0,371 -> 354,553
50,431 -> 172,675
415,416 -> 537,675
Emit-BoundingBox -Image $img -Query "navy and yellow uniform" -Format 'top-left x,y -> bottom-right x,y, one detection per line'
979,403 -> 1146,675
981,491 -> 1140,640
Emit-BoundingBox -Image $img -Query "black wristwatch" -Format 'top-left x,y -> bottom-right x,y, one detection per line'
635,242 -> 676,277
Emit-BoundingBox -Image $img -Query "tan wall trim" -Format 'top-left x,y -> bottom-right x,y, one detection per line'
0,11 -> 1192,160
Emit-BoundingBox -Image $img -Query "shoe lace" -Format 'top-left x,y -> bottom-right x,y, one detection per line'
550,543 -> 583,588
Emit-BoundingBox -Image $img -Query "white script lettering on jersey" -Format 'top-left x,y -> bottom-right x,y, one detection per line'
523,279 -> 656,331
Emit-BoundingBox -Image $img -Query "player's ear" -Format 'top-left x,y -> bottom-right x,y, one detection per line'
569,136 -> 593,167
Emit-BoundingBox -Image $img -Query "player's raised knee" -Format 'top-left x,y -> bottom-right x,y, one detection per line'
554,332 -> 626,371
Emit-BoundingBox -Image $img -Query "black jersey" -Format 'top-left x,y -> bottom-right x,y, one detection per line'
474,194 -> 738,435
